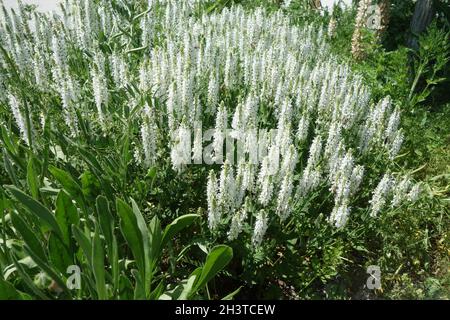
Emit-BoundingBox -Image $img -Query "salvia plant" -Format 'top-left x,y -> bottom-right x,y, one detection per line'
0,0 -> 432,300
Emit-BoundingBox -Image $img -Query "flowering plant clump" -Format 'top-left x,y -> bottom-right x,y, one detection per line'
0,0 -> 420,246
1,0 -> 442,301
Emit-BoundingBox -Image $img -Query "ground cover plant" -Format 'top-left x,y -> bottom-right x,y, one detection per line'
0,0 -> 448,300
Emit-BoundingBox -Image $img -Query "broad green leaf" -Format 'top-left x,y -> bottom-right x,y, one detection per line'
92,224 -> 107,300
10,212 -> 46,263
3,151 -> 20,186
26,157 -> 40,199
148,215 -> 162,265
130,198 -> 151,297
96,196 -> 118,291
48,166 -> 83,200
132,269 -> 146,300
162,214 -> 200,247
48,234 -> 72,274
0,277 -> 31,300
1,124 -> 18,155
5,186 -> 63,239
178,274 -> 198,300
55,190 -> 79,247
72,225 -> 92,266
193,245 -> 233,294
116,199 -> 145,274
149,280 -> 165,300
96,196 -> 114,247
118,274 -> 134,300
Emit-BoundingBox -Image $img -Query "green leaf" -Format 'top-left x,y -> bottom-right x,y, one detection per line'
162,214 -> 199,247
1,124 -> 18,156
48,234 -> 72,274
192,245 -> 233,295
132,269 -> 146,300
115,199 -> 145,274
5,185 -> 63,239
26,157 -> 40,199
0,278 -> 31,300
130,199 -> 151,297
96,196 -> 113,250
10,212 -> 47,263
55,190 -> 79,247
72,225 -> 92,266
48,166 -> 84,202
148,215 -> 162,264
92,224 -> 107,300
221,286 -> 242,300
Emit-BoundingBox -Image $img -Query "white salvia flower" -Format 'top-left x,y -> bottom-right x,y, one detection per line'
139,62 -> 149,92
32,48 -> 47,89
60,77 -> 79,137
307,135 -> 322,167
241,162 -> 255,193
133,147 -> 143,166
235,160 -> 249,205
350,165 -> 365,195
84,0 -> 97,39
207,70 -> 219,111
298,164 -> 321,198
170,121 -> 191,172
92,69 -> 106,127
276,173 -> 294,221
243,94 -> 258,126
228,196 -> 250,241
391,176 -> 412,207
258,157 -> 274,206
324,122 -> 341,160
207,170 -> 220,230
369,173 -> 394,217
166,82 -> 176,131
407,183 -> 421,202
267,144 -> 280,176
141,104 -> 158,167
388,130 -> 404,160
328,17 -> 337,38
181,69 -> 193,108
277,121 -> 292,155
224,49 -> 235,89
231,102 -> 243,140
111,53 -> 128,89
280,144 -> 298,176
218,160 -> 236,212
282,0 -> 293,9
329,201 -> 351,229
296,113 -> 310,144
8,93 -> 29,145
385,108 -> 401,141
192,124 -> 203,164
213,102 -> 227,163
252,209 -> 268,247
51,32 -> 67,82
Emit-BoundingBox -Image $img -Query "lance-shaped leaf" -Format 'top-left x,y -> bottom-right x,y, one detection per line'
5,186 -> 63,239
